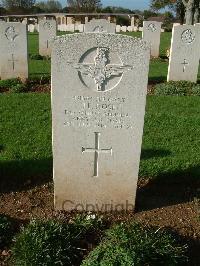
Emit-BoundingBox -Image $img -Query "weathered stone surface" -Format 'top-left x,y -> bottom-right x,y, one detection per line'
39,19 -> 56,56
142,21 -> 162,57
0,22 -> 28,80
52,33 -> 150,212
84,19 -> 116,33
168,24 -> 200,82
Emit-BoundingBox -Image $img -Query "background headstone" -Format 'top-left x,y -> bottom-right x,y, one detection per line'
127,26 -> 133,32
116,25 -> 121,32
167,24 -> 200,82
142,21 -> 162,57
84,19 -> 116,33
121,26 -> 127,32
78,24 -> 84,32
28,24 -> 35,32
66,24 -> 75,32
39,19 -> 56,56
0,22 -> 28,80
52,33 -> 150,212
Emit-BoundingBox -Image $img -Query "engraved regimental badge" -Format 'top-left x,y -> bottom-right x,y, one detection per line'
67,47 -> 133,92
5,26 -> 19,42
181,29 -> 195,44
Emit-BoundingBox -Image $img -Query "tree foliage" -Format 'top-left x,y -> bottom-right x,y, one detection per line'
35,1 -> 62,12
67,0 -> 102,12
150,0 -> 200,24
1,0 -> 35,9
0,0 -> 35,14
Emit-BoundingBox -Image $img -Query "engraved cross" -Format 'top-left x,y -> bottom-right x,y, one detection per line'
181,59 -> 189,72
8,54 -> 18,71
82,132 -> 112,177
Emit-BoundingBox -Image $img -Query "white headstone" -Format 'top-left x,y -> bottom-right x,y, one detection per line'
84,19 -> 116,33
52,33 -> 150,212
116,25 -> 121,33
39,19 -> 57,56
121,26 -> 127,32
142,21 -> 162,57
66,24 -> 75,32
127,26 -> 133,32
75,24 -> 79,31
131,17 -> 135,27
28,24 -> 35,32
78,24 -> 84,32
58,24 -> 65,32
22,18 -> 27,25
167,24 -> 200,82
0,22 -> 28,80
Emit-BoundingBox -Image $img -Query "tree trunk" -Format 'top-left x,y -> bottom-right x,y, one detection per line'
182,0 -> 195,24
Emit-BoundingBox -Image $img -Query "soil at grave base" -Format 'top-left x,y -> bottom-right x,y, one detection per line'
0,178 -> 199,266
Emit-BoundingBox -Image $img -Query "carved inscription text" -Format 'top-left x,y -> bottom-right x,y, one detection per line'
64,96 -> 133,130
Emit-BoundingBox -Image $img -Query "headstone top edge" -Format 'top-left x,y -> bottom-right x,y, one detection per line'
53,33 -> 150,50
143,21 -> 162,25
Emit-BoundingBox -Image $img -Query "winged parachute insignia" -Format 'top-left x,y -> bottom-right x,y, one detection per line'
5,26 -> 19,42
67,47 -> 133,92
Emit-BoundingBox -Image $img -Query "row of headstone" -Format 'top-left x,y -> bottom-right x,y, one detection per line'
0,20 -> 199,83
57,24 -> 85,32
143,21 -> 200,81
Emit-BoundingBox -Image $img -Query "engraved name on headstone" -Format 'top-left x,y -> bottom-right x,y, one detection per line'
84,19 -> 116,33
168,24 -> 200,82
39,19 -> 57,56
0,22 -> 28,80
52,33 -> 150,212
142,21 -> 162,57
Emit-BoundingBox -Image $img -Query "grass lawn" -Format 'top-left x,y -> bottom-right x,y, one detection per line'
1,93 -> 200,192
28,32 -> 200,82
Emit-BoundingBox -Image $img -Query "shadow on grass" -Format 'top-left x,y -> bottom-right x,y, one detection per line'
141,148 -> 171,160
0,158 -> 52,193
136,165 -> 200,212
148,76 -> 166,84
